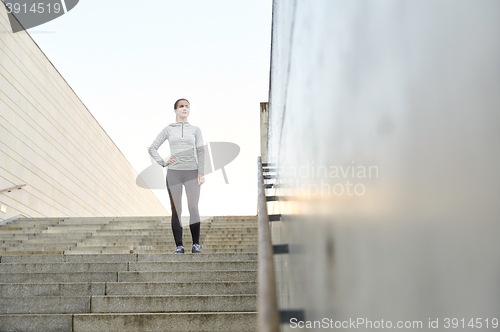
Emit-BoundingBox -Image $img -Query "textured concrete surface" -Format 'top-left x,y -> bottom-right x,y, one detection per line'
0,215 -> 259,331
73,312 -> 258,332
268,0 -> 500,330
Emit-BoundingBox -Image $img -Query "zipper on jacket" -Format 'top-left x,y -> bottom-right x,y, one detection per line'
182,123 -> 183,137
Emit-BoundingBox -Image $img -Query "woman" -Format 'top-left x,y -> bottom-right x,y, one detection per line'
148,98 -> 205,254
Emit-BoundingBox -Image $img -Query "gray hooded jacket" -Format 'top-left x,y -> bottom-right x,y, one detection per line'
148,122 -> 205,175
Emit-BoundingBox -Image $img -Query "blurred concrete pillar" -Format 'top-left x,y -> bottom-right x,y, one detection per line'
268,0 -> 500,330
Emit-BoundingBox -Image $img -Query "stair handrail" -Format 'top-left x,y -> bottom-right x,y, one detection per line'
257,156 -> 280,332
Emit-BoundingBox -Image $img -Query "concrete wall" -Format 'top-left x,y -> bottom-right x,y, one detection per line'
268,0 -> 500,330
260,102 -> 269,164
0,4 -> 168,221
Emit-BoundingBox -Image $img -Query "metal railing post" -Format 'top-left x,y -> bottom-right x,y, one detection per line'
257,156 -> 280,332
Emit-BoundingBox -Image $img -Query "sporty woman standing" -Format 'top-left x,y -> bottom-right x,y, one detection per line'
148,99 -> 205,254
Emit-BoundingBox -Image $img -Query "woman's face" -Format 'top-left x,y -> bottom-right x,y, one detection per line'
175,100 -> 190,119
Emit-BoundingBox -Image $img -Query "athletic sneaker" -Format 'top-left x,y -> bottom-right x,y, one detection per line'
192,243 -> 201,253
174,245 -> 184,254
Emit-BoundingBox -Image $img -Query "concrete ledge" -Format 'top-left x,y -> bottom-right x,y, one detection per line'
105,281 -> 256,296
0,251 -> 65,256
127,261 -> 257,272
0,262 -> 128,273
0,272 -> 118,284
136,252 -> 257,262
0,253 -> 257,264
0,296 -> 90,314
0,282 -> 105,297
90,295 -> 257,313
118,270 -> 257,283
73,312 -> 257,332
0,314 -> 72,332
0,254 -> 137,264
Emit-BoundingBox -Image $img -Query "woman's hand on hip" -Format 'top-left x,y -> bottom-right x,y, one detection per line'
163,155 -> 176,167
198,174 -> 205,186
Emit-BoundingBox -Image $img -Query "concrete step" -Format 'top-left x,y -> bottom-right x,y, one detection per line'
0,253 -> 258,263
127,261 -> 257,272
149,226 -> 212,231
0,261 -> 256,273
204,235 -> 258,240
91,231 -> 158,236
203,237 -> 258,241
0,246 -> 78,252
0,234 -> 31,239
25,234 -> 92,239
75,242 -> 150,247
118,270 -> 257,283
133,249 -> 254,254
80,235 -> 195,242
71,240 -> 256,247
0,253 -> 136,263
0,262 -> 128,273
0,226 -> 46,231
0,281 -> 256,297
0,236 -> 88,242
202,248 -> 258,253
0,294 -> 256,314
46,224 -> 108,228
0,215 -> 257,331
141,241 -> 257,246
99,225 -> 163,230
0,247 -> 259,255
206,230 -> 258,234
65,248 -> 141,254
2,222 -> 60,227
58,217 -> 168,222
43,227 -> 104,233
136,253 -> 258,262
74,312 -> 257,332
69,246 -> 155,251
91,294 -> 257,313
202,244 -> 258,249
63,249 -> 146,255
21,239 -> 84,244
0,250 -> 64,255
0,312 -> 257,332
0,240 -> 23,244
204,234 -> 258,239
213,216 -> 257,219
67,247 -> 256,254
208,227 -> 257,230
105,281 -> 257,296
0,230 -> 44,234
79,236 -> 149,242
0,272 -> 118,283
0,296 -> 90,314
1,242 -> 80,247
0,282 -> 105,297
54,220 -> 113,225
0,270 -> 257,284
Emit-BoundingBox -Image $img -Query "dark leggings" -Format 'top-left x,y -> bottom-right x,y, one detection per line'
166,169 -> 200,247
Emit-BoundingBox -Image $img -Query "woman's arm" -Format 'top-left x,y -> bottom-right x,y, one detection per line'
148,127 -> 169,167
195,127 -> 205,176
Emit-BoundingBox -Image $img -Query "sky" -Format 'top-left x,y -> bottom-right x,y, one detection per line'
26,0 -> 273,217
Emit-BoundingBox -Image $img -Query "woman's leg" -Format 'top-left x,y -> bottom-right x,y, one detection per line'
166,169 -> 184,247
184,170 -> 201,245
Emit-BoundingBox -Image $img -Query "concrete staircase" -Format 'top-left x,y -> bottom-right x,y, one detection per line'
0,215 -> 259,332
